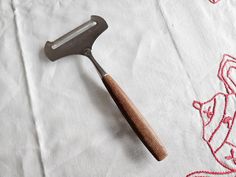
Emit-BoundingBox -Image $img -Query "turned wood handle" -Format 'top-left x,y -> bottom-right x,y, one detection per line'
102,74 -> 167,161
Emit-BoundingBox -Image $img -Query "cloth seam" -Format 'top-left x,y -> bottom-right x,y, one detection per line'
10,1 -> 46,176
154,0 -> 199,99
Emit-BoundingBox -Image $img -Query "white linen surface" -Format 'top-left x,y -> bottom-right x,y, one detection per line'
0,0 -> 236,176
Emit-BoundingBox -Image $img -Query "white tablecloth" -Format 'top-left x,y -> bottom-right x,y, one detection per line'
0,0 -> 236,176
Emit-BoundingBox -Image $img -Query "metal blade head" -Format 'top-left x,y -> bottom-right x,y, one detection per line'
44,15 -> 108,61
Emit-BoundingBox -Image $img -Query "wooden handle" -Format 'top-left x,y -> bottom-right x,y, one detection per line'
102,74 -> 167,161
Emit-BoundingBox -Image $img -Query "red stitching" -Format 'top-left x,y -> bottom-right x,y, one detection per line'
203,106 -> 213,119
186,170 -> 235,177
214,113 -> 236,154
226,142 -> 236,149
205,98 -> 217,126
187,54 -> 236,176
223,116 -> 233,129
208,95 -> 228,143
227,66 -> 236,88
225,149 -> 236,165
218,54 -> 236,94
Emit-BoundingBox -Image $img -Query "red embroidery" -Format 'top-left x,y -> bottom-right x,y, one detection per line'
209,0 -> 220,4
218,54 -> 236,94
225,149 -> 236,165
203,106 -> 214,119
187,54 -> 236,176
223,116 -> 233,129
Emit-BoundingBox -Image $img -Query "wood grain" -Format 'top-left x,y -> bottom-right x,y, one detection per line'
102,74 -> 167,161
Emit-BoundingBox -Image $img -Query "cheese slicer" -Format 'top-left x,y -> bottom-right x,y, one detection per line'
44,15 -> 167,161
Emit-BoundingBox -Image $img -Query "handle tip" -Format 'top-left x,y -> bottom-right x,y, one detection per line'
152,145 -> 167,161
157,150 -> 168,161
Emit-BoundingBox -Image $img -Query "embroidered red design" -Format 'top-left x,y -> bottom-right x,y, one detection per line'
187,54 -> 236,177
225,149 -> 236,165
209,0 -> 220,4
